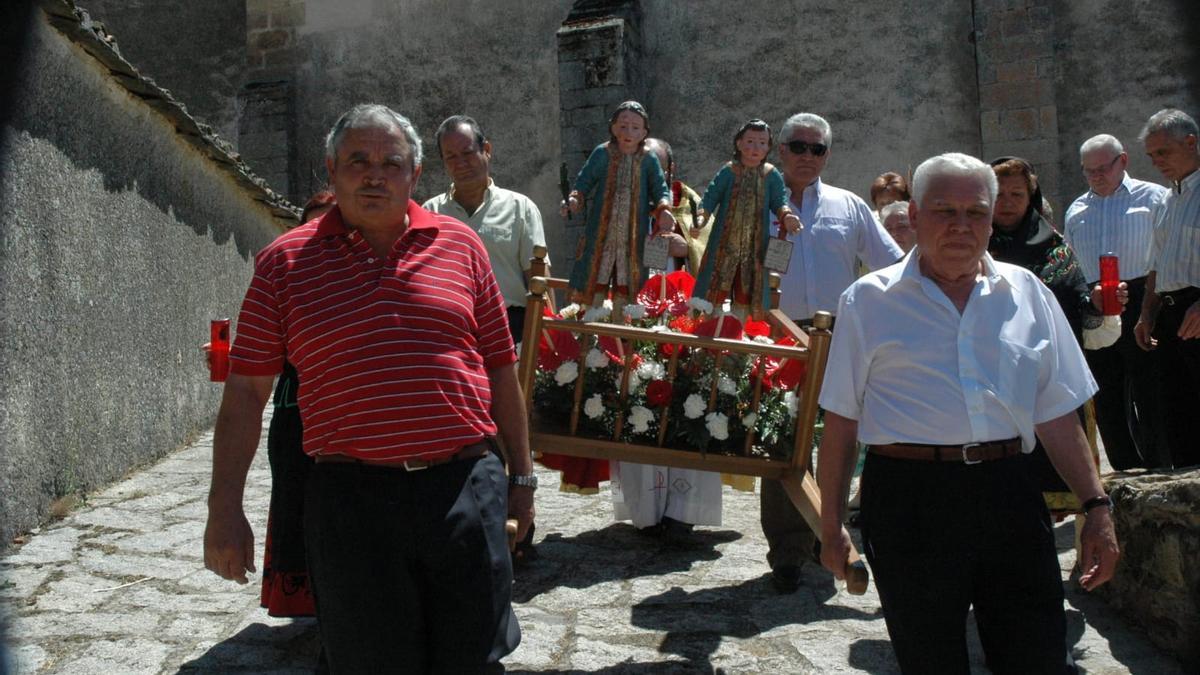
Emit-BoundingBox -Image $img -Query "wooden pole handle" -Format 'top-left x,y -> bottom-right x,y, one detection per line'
505,519 -> 519,552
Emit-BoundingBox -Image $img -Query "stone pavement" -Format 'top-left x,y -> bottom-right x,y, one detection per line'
0,411 -> 1185,674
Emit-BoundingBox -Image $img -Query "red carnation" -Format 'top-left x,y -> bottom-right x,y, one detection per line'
646,380 -> 673,407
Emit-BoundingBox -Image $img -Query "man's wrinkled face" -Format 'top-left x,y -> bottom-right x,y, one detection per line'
778,126 -> 828,190
913,173 -> 993,273
326,126 -> 420,229
1081,149 -> 1127,196
1144,131 -> 1199,183
439,125 -> 491,187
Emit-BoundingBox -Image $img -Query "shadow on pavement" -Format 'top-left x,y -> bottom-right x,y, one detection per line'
513,523 -> 742,603
175,619 -> 321,673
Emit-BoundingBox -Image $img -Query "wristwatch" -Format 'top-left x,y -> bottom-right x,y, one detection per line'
1081,495 -> 1113,513
508,473 -> 538,490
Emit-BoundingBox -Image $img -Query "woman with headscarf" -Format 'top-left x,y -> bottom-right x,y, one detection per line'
988,157 -> 1117,517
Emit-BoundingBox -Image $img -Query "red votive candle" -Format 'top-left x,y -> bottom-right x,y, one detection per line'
1099,254 -> 1120,316
210,318 -> 231,382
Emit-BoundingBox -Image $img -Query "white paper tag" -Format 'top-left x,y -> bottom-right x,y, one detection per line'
764,238 -> 794,273
643,235 -> 671,271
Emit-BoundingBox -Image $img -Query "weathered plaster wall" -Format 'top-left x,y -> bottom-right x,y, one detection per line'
1052,0 -> 1200,206
79,0 -> 247,143
634,0 -> 981,207
286,0 -> 575,260
0,11 -> 281,546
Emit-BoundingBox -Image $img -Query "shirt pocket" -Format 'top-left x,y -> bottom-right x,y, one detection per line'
996,339 -> 1041,417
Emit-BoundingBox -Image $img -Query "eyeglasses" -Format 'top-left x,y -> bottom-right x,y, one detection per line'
783,140 -> 828,157
1082,155 -> 1121,177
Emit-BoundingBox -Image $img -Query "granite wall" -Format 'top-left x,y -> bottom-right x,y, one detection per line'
0,7 -> 286,547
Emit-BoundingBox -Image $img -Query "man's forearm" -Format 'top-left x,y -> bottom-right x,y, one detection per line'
816,412 -> 860,532
1140,271 -> 1159,323
1036,411 -> 1105,500
208,374 -> 272,511
489,363 -> 533,475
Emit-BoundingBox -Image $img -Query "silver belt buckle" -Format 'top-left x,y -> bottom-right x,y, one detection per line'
1161,294 -> 1176,306
961,442 -> 983,465
402,460 -> 430,472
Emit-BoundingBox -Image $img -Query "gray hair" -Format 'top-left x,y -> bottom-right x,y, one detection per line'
1138,108 -> 1199,143
434,114 -> 486,154
911,153 -> 998,207
778,113 -> 832,146
1079,134 -> 1124,158
325,104 -> 424,168
880,201 -> 910,223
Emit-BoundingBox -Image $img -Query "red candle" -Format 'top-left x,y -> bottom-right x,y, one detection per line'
210,318 -> 231,382
1099,254 -> 1120,316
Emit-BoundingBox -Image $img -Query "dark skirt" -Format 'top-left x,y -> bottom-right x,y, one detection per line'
260,363 -> 316,617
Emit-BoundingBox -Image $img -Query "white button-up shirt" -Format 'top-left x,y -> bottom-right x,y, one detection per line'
1148,169 -> 1200,293
819,251 -> 1098,453
424,182 -> 548,307
1064,173 -> 1166,283
774,178 -> 904,319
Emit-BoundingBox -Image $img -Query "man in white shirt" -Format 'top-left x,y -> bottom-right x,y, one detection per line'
1064,134 -> 1169,469
1134,108 -> 1200,469
762,113 -> 904,593
424,115 -> 549,344
818,152 -> 1119,673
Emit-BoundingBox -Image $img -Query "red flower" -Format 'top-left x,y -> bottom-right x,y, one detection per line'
744,319 -> 771,339
764,335 -> 808,390
646,379 -> 673,407
658,342 -> 688,359
537,306 -> 581,371
669,315 -> 698,334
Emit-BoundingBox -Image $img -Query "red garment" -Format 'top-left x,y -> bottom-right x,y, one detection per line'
260,510 -> 315,617
536,452 -> 610,493
230,202 -> 516,461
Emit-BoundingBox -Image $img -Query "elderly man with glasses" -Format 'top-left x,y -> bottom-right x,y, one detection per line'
761,112 -> 904,594
1064,134 -> 1169,470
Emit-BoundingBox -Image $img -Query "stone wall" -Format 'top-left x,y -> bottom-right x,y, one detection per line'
0,6 -> 287,547
77,0 -> 247,143
1051,0 -> 1200,208
1101,469 -> 1200,669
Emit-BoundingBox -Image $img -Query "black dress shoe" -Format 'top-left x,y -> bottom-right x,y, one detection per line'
771,564 -> 803,594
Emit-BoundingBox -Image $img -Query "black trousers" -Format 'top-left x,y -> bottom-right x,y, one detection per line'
1154,286 -> 1200,468
1084,276 -> 1171,469
506,306 -> 526,347
304,453 -> 520,674
860,452 -> 1074,675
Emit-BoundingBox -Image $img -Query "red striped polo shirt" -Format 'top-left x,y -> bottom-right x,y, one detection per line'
229,200 -> 516,460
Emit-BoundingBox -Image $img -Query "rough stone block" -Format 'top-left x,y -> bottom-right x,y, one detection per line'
558,60 -> 586,92
1036,55 -> 1056,79
52,637 -> 173,675
996,59 -> 1036,82
1001,107 -> 1039,140
981,110 -> 1003,142
1038,105 -> 1058,136
979,79 -> 1054,110
270,2 -> 305,29
1000,9 -> 1031,38
253,29 -> 290,51
1098,469 -> 1200,669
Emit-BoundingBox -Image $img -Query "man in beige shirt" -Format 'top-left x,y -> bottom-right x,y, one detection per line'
424,115 -> 549,343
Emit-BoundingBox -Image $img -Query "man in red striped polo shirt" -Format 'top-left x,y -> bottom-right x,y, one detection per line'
203,103 -> 534,673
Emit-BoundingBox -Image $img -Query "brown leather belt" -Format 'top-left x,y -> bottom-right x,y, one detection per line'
314,441 -> 491,472
868,438 -> 1022,464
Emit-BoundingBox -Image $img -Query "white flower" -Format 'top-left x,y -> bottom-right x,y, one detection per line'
705,411 -> 730,440
603,298 -> 614,310
623,304 -> 647,320
583,306 -> 609,323
648,323 -> 670,333
559,303 -> 582,319
584,393 -> 605,419
742,412 -> 757,428
683,393 -> 706,419
784,391 -> 799,418
585,348 -> 610,369
628,405 -> 654,433
718,373 -> 737,395
554,361 -> 578,386
688,297 -> 714,314
752,335 -> 774,345
637,360 -> 665,381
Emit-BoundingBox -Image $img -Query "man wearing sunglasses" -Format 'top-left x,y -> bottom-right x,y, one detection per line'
1063,134 -> 1168,471
762,113 -> 904,594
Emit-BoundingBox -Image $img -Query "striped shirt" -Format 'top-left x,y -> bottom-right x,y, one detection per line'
1149,170 -> 1200,293
229,201 -> 516,460
1063,173 -> 1166,283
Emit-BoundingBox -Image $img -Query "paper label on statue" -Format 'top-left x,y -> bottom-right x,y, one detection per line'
764,238 -> 794,273
643,235 -> 671,271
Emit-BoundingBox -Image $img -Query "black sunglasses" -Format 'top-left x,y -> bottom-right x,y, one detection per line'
783,140 -> 828,157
